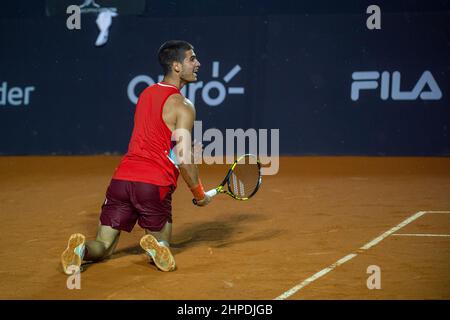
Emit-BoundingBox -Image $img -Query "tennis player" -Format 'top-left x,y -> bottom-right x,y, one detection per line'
61,40 -> 211,273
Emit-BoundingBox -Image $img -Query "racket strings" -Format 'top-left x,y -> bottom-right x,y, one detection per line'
228,159 -> 260,198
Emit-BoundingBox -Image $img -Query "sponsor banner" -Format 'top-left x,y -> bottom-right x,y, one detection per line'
0,13 -> 448,155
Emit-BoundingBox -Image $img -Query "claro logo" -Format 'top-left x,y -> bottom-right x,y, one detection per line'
127,61 -> 245,107
351,71 -> 442,101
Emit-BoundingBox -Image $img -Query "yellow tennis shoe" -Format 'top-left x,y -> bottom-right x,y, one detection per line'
140,234 -> 176,272
61,233 -> 86,275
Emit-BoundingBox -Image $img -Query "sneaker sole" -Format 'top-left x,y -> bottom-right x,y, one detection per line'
61,233 -> 85,275
140,235 -> 176,272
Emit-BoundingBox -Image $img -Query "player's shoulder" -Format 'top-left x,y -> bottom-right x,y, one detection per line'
166,93 -> 195,110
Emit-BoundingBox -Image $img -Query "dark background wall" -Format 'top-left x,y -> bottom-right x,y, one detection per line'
1,0 -> 449,155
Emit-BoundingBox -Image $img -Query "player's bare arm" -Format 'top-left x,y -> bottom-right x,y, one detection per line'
167,93 -> 211,206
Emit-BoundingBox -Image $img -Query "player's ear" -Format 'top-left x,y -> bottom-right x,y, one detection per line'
173,61 -> 182,73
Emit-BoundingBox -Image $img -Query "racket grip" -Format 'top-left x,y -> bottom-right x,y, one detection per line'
192,188 -> 218,205
205,188 -> 218,197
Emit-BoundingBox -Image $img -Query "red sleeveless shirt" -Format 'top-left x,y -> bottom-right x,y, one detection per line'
112,82 -> 180,187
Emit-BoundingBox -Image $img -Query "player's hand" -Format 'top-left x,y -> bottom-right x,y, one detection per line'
194,194 -> 212,207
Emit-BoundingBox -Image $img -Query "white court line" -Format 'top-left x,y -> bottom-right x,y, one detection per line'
274,211 -> 430,300
420,211 -> 450,214
392,233 -> 450,237
359,211 -> 427,250
391,211 -> 450,238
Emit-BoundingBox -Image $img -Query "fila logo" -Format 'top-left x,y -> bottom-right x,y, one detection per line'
351,71 -> 442,101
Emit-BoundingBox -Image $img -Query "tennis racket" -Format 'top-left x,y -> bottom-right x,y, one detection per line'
193,154 -> 262,205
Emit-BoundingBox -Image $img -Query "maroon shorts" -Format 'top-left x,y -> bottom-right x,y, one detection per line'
99,179 -> 175,232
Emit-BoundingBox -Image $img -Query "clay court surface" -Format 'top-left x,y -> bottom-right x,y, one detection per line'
0,156 -> 449,299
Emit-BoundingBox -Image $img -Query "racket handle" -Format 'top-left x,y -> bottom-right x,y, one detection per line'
205,188 -> 218,197
192,188 -> 218,205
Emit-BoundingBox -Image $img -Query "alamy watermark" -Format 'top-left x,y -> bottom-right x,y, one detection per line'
66,5 -> 81,30
66,266 -> 81,290
171,121 -> 279,175
366,265 -> 381,290
366,5 -> 381,30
